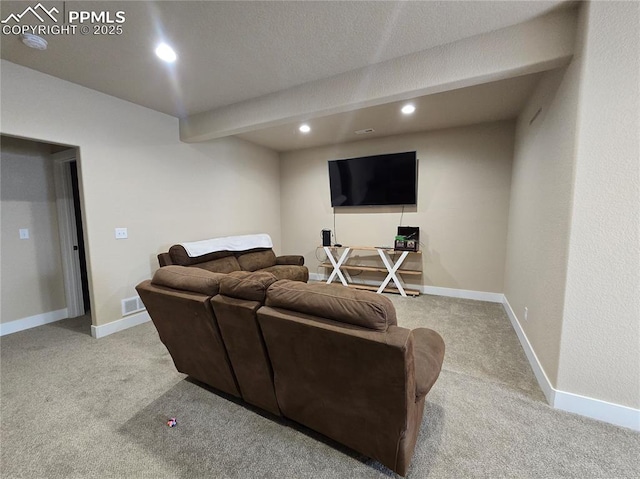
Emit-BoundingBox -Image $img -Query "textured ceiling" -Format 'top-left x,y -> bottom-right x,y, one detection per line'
237,72 -> 543,152
1,1 -> 568,119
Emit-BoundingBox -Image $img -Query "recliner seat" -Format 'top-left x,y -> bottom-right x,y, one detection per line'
211,271 -> 281,416
136,266 -> 240,397
258,280 -> 445,476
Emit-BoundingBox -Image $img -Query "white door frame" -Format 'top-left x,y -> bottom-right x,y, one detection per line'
52,149 -> 84,318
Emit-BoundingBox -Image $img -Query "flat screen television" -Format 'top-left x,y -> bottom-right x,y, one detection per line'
328,151 -> 417,207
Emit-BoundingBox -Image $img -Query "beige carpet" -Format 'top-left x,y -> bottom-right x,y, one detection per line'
1,296 -> 638,478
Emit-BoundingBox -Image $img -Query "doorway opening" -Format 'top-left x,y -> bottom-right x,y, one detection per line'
0,136 -> 92,336
69,161 -> 90,314
52,147 -> 91,321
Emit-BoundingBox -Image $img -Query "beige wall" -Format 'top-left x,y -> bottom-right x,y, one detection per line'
1,136 -> 66,323
280,121 -> 514,293
505,1 -> 640,410
0,60 -> 281,327
558,1 -> 640,409
503,65 -> 579,386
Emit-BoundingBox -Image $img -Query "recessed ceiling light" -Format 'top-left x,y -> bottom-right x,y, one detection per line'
401,104 -> 416,115
21,33 -> 47,50
299,124 -> 311,133
155,43 -> 177,63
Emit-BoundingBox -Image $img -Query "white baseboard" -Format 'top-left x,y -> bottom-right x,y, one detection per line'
502,297 -> 556,404
308,273 -> 503,303
308,272 -> 327,282
91,310 -> 150,339
502,296 -> 640,432
421,285 -> 503,303
0,308 -> 69,336
554,390 -> 640,431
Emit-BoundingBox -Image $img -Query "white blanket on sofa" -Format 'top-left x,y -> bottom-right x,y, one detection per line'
180,234 -> 273,257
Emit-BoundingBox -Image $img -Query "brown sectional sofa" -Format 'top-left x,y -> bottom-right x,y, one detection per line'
157,243 -> 309,282
136,266 -> 444,476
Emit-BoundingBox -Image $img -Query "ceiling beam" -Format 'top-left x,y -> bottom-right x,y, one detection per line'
180,8 -> 576,143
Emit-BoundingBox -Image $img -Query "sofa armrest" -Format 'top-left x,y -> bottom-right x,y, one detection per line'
158,252 -> 173,267
276,255 -> 305,266
152,265 -> 226,296
412,328 -> 445,400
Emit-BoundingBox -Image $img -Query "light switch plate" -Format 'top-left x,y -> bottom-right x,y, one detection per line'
115,228 -> 128,239
19,228 -> 29,239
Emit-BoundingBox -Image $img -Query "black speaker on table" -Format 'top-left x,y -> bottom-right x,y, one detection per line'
322,229 -> 332,247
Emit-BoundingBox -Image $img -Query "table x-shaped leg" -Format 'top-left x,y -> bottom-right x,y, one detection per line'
376,250 -> 410,297
324,247 -> 352,286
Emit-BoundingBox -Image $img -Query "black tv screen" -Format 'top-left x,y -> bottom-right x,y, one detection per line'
328,151 -> 417,207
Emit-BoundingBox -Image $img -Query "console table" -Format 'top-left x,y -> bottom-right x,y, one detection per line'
321,246 -> 421,297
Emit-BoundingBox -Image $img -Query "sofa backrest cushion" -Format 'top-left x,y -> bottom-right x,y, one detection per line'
236,249 -> 277,272
152,265 -> 224,296
195,256 -> 242,274
265,280 -> 397,331
219,271 -> 278,302
169,244 -> 236,266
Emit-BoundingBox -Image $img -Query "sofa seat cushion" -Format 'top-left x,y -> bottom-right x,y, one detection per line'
151,265 -> 225,296
261,265 -> 309,282
265,280 -> 396,331
219,271 -> 278,302
413,328 -> 445,400
237,249 -> 277,272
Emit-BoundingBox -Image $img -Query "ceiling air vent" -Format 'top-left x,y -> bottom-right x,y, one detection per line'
355,128 -> 375,135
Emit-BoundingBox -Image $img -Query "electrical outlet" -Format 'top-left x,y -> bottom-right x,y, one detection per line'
115,227 -> 128,239
524,307 -> 528,321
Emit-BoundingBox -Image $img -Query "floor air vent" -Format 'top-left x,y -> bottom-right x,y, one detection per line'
121,296 -> 145,316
